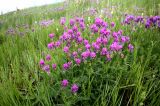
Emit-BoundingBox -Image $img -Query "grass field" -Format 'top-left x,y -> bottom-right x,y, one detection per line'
0,0 -> 160,105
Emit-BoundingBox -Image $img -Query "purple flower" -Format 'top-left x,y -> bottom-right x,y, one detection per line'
128,44 -> 134,52
121,36 -> 126,43
61,79 -> 69,87
90,24 -> 98,33
63,62 -> 72,70
121,36 -> 130,43
81,51 -> 90,60
84,39 -> 89,45
102,38 -> 108,45
39,59 -> 45,66
76,31 -> 81,37
49,33 -> 54,39
42,65 -> 50,72
60,17 -> 66,25
79,22 -> 85,31
48,42 -> 54,49
118,30 -> 123,36
85,44 -> 91,50
100,28 -> 106,35
75,58 -> 81,65
158,21 -> 160,28
90,52 -> 96,58
71,84 -> 79,93
102,21 -> 108,28
72,26 -> 78,32
70,19 -> 75,26
52,64 -> 57,70
106,54 -> 111,61
55,41 -> 61,47
63,46 -> 69,53
111,22 -> 115,27
63,63 -> 69,70
46,54 -> 51,61
96,37 -> 102,45
92,42 -> 100,51
77,36 -> 83,44
101,48 -> 107,55
95,17 -> 102,27
110,42 -> 123,51
72,51 -> 78,58
145,19 -> 151,28
68,29 -> 73,35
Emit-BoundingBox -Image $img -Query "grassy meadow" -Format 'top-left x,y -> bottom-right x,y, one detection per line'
0,0 -> 160,105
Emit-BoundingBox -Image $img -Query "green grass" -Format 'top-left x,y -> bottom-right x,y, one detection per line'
0,0 -> 160,106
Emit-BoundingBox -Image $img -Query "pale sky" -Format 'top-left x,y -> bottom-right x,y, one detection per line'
0,0 -> 64,14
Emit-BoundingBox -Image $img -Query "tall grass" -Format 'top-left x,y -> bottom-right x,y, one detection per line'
0,0 -> 160,105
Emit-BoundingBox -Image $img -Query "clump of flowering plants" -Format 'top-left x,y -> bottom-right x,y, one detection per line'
123,14 -> 160,29
39,16 -> 134,96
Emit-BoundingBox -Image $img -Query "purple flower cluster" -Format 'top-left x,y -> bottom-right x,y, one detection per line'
39,19 -> 54,27
40,17 -> 134,74
6,24 -> 34,36
39,17 -> 134,94
63,62 -> 72,70
124,15 -> 160,28
61,79 -> 79,93
39,53 -> 57,74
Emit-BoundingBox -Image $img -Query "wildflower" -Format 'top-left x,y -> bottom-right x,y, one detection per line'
96,37 -> 102,45
55,41 -> 61,47
39,59 -> 45,66
71,84 -> 79,93
49,33 -> 54,39
63,62 -> 72,70
48,42 -> 54,49
52,64 -> 57,70
84,39 -> 89,45
118,30 -> 123,35
63,63 -> 69,70
60,17 -> 66,25
145,20 -> 151,28
102,37 -> 108,45
72,51 -> 78,58
95,17 -> 102,27
128,44 -> 134,52
61,79 -> 69,87
158,21 -> 160,28
90,24 -> 98,33
68,29 -> 73,35
72,26 -> 78,32
111,22 -> 115,27
92,42 -> 100,51
101,48 -> 107,55
63,46 -> 69,53
46,54 -> 51,61
42,65 -> 50,72
77,36 -> 83,44
100,28 -> 106,35
102,21 -> 108,28
110,42 -> 123,51
90,52 -> 96,58
76,31 -> 81,37
70,19 -> 75,26
81,51 -> 90,60
85,44 -> 91,50
80,22 -> 86,31
75,58 -> 81,65
121,36 -> 126,43
106,54 -> 111,61
79,17 -> 84,23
